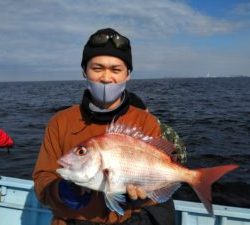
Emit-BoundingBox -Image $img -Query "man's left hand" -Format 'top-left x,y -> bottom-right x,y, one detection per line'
126,184 -> 147,200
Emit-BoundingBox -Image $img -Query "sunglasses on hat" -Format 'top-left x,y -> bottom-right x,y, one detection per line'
88,33 -> 130,51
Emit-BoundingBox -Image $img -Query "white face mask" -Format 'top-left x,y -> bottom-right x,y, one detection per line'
87,79 -> 126,105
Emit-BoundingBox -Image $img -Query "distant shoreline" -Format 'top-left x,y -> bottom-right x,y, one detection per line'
0,75 -> 249,83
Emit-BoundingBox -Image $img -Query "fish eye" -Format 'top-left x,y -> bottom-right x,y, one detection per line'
76,146 -> 87,156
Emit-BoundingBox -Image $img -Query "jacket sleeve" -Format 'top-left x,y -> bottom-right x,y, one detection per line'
140,108 -> 187,164
32,115 -> 81,218
159,121 -> 187,164
32,113 -> 110,221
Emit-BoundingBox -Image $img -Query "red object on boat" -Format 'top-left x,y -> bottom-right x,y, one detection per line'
0,129 -> 14,148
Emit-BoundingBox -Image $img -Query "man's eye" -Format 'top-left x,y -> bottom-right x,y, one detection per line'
113,69 -> 121,73
93,67 -> 102,72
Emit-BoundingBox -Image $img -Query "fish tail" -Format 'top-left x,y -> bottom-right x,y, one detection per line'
190,164 -> 238,216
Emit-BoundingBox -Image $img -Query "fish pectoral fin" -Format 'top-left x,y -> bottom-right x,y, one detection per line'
104,192 -> 126,216
102,168 -> 126,215
147,183 -> 181,203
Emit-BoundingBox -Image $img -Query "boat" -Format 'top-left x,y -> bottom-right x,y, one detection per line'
0,176 -> 250,225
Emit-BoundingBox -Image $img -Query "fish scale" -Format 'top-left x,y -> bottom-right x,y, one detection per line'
100,143 -> 168,190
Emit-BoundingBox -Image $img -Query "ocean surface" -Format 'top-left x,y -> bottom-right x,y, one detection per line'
0,77 -> 249,208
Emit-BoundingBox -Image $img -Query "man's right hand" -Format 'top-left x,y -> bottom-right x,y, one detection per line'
126,184 -> 147,200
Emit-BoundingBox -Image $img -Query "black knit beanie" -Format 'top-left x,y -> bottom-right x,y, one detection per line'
81,28 -> 133,71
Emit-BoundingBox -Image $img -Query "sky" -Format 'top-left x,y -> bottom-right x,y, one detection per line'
0,0 -> 250,81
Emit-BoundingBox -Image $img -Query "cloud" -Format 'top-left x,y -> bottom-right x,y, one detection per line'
134,42 -> 250,78
53,0 -> 246,36
233,2 -> 250,16
0,0 -> 249,81
1,1 -> 245,35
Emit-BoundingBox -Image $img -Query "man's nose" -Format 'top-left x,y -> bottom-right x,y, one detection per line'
100,70 -> 113,83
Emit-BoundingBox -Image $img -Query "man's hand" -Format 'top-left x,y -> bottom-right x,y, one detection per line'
126,184 -> 147,200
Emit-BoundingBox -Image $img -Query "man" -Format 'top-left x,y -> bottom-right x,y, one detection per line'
33,28 -> 182,225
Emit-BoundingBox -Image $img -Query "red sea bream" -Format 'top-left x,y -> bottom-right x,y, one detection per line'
56,122 -> 238,216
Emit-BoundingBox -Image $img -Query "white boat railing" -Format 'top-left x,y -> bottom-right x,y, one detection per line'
0,176 -> 250,225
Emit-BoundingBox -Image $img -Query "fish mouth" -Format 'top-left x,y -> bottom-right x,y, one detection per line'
57,159 -> 71,168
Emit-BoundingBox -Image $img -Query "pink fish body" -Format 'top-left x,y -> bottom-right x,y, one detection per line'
57,122 -> 238,215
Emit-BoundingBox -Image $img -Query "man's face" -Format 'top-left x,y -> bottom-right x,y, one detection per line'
85,55 -> 130,83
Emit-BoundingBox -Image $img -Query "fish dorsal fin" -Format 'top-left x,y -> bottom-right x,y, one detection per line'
147,138 -> 176,156
147,183 -> 181,203
107,120 -> 176,157
106,120 -> 153,142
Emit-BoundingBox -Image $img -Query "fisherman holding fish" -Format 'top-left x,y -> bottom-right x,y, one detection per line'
33,28 -> 237,225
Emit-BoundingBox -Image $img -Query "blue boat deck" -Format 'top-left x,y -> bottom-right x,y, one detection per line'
0,176 -> 250,225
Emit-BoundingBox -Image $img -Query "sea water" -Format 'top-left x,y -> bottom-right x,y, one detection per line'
0,77 -> 249,207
